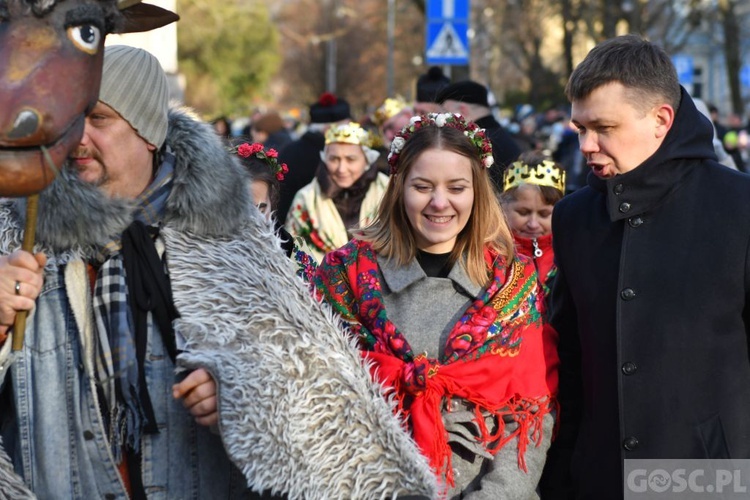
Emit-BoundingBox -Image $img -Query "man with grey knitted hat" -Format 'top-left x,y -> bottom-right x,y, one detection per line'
98,44 -> 170,148
0,45 -> 253,498
71,44 -> 170,198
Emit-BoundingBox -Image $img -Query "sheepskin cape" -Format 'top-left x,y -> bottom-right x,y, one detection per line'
0,108 -> 436,499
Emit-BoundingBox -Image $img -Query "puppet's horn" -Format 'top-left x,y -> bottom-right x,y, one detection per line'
116,1 -> 179,34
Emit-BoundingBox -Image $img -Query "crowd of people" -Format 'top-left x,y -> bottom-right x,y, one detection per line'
2,33 -> 750,500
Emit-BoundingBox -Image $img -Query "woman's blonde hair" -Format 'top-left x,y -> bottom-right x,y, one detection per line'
358,125 -> 514,285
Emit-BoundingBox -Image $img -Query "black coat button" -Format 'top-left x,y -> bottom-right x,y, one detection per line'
621,288 -> 636,300
622,362 -> 638,375
623,436 -> 639,451
83,430 -> 95,440
628,216 -> 643,228
613,184 -> 624,195
619,202 -> 631,213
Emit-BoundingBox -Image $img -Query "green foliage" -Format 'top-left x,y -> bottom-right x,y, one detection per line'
177,0 -> 280,116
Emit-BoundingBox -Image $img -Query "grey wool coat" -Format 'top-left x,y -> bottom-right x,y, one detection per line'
378,254 -> 553,500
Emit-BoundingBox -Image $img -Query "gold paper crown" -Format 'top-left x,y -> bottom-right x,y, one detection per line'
325,122 -> 373,147
503,159 -> 566,194
373,96 -> 410,127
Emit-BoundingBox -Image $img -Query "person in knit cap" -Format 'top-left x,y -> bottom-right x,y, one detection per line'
0,45 -> 253,498
437,80 -> 523,190
285,121 -> 389,262
414,66 -> 451,115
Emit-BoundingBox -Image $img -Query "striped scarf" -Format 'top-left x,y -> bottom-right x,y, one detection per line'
92,149 -> 175,460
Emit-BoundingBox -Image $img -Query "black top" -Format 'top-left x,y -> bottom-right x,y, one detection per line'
416,250 -> 452,278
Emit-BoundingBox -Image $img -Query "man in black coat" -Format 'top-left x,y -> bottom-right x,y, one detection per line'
436,80 -> 524,191
540,35 -> 750,499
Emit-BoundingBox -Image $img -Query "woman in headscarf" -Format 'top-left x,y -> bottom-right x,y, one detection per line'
285,121 -> 389,262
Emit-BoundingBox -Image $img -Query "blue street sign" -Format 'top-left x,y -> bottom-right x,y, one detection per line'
425,0 -> 470,65
741,65 -> 750,89
672,55 -> 694,86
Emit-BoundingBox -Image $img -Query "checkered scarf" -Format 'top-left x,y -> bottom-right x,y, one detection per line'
92,149 -> 175,461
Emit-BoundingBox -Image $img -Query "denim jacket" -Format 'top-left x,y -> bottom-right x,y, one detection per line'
0,257 -> 248,499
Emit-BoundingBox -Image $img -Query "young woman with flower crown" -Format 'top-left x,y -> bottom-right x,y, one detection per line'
313,113 -> 559,498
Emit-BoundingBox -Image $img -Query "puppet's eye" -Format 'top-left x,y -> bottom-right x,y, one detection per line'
67,24 -> 101,54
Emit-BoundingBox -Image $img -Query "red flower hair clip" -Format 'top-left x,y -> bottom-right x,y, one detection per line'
232,142 -> 289,181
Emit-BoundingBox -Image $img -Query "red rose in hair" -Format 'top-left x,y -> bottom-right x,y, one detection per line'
266,148 -> 278,158
319,92 -> 337,106
236,143 -> 253,158
249,143 -> 264,154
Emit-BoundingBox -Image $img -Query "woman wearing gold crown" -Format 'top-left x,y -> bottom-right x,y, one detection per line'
313,113 -> 558,498
285,122 -> 389,262
500,152 -> 566,298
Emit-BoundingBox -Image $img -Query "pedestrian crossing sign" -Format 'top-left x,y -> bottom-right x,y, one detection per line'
426,0 -> 470,65
426,22 -> 469,62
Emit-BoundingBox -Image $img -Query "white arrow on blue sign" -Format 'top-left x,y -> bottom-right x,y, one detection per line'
425,0 -> 470,65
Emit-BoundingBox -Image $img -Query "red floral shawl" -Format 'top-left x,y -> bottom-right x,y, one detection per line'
314,239 -> 559,486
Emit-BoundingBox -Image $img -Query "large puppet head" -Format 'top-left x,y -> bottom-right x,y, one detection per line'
0,0 -> 178,196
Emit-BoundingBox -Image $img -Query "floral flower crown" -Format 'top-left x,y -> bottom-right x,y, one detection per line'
231,142 -> 289,181
387,112 -> 494,175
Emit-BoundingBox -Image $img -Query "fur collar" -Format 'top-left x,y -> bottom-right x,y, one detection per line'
8,107 -> 250,254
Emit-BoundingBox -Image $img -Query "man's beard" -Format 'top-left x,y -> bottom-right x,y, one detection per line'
70,146 -> 109,187
17,158 -> 135,253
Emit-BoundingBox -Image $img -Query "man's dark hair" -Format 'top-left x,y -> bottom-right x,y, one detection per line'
566,34 -> 681,112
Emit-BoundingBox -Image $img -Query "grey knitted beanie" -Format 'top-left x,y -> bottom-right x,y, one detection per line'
99,45 -> 169,148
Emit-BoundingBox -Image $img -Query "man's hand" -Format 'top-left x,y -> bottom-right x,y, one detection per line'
172,368 -> 218,427
0,250 -> 47,341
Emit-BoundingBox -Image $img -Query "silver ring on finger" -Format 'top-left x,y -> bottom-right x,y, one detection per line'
14,280 -> 21,296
